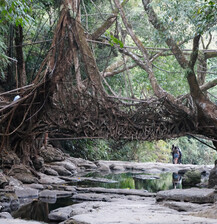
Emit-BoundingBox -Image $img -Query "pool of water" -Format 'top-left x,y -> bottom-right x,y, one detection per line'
71,171 -> 182,192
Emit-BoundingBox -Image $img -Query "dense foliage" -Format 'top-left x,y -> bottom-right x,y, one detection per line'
0,0 -> 216,165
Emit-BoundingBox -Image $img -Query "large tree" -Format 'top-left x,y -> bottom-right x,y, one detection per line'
0,0 -> 217,165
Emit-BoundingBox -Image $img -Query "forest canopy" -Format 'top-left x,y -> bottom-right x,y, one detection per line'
0,0 -> 216,165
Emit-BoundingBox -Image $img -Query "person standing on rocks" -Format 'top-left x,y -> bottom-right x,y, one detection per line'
171,145 -> 180,164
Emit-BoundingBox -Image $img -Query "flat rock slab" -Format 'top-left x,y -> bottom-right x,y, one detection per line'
69,177 -> 118,183
60,199 -> 217,224
76,187 -> 155,197
0,219 -> 43,224
156,188 -> 215,203
38,173 -> 66,185
133,174 -> 160,180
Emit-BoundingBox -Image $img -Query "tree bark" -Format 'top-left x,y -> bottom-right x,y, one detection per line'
15,25 -> 27,87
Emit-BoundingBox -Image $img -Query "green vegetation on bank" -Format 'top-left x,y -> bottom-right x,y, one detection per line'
60,137 -> 217,165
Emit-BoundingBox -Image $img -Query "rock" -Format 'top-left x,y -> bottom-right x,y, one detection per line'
0,172 -> 9,188
39,189 -> 72,199
133,175 -> 160,180
0,212 -> 13,219
0,193 -> 19,212
48,205 -> 74,221
40,144 -> 65,162
52,160 -> 77,173
39,189 -> 56,198
208,160 -> 217,188
95,161 -> 110,172
162,201 -> 209,212
50,165 -> 72,176
0,219 -> 56,224
191,202 -> 217,219
8,165 -> 38,184
15,187 -> 38,199
109,164 -> 125,171
76,187 -> 153,197
24,184 -> 44,190
0,150 -> 20,169
38,173 -> 66,185
156,188 -> 215,203
44,167 -> 59,176
72,193 -> 112,202
8,177 -> 23,188
182,170 -> 201,187
32,156 -> 44,171
68,157 -> 97,170
59,199 -> 217,224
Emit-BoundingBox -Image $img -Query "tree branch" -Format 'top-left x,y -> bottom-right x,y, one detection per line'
142,0 -> 188,69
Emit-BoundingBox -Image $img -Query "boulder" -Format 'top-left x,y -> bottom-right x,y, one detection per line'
44,167 -> 59,176
0,172 -> 9,188
208,160 -> 217,188
156,188 -> 215,203
7,165 -> 38,184
15,187 -> 38,199
48,205 -> 74,221
32,156 -> 44,171
0,193 -> 19,212
52,160 -> 77,173
50,165 -> 72,176
182,170 -> 201,187
0,150 -> 20,169
40,144 -> 65,162
95,161 -> 110,172
0,212 -> 13,219
68,157 -> 97,170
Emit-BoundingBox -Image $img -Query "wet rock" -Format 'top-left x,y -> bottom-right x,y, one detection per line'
40,144 -> 65,162
156,188 -> 215,203
8,165 -> 38,184
182,170 -> 201,187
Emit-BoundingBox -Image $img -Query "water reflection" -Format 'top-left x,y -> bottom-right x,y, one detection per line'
172,172 -> 182,189
74,172 -> 177,193
12,197 -> 76,223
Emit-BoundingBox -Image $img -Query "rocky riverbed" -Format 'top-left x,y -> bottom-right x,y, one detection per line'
0,144 -> 217,223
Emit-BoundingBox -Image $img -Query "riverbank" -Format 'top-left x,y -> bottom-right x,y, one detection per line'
0,144 -> 217,223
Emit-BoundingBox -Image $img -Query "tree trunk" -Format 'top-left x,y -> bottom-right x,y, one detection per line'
15,25 -> 27,87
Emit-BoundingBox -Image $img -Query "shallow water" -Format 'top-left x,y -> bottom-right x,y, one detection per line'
71,171 -> 182,192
